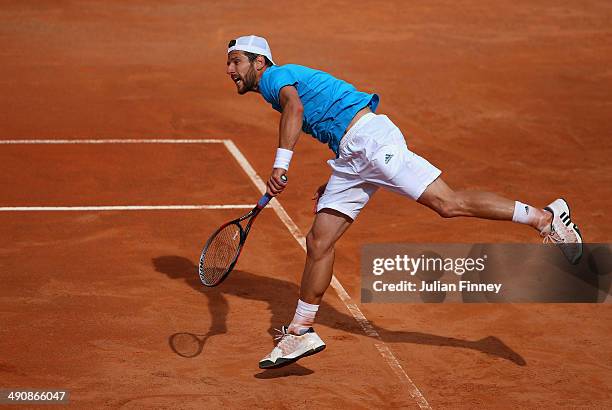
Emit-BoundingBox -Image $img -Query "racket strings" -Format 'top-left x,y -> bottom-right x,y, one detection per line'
200,224 -> 242,285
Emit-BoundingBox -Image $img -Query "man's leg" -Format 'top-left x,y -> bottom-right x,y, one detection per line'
416,176 -> 583,263
258,208 -> 353,369
287,208 -> 353,334
417,176 -> 552,232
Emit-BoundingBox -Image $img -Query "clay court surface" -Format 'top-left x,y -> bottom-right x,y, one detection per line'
1,1 -> 611,408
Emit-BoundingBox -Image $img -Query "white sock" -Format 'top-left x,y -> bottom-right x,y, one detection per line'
288,299 -> 319,335
512,201 -> 538,225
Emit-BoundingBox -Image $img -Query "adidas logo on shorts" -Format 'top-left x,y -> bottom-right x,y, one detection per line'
384,154 -> 394,164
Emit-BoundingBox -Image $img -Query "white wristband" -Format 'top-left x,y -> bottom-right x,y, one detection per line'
273,148 -> 293,170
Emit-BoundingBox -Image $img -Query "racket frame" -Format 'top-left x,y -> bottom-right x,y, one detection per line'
198,193 -> 272,286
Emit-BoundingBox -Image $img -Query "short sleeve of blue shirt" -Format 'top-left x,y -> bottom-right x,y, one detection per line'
260,68 -> 299,110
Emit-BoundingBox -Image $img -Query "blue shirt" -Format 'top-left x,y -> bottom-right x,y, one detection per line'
259,64 -> 379,156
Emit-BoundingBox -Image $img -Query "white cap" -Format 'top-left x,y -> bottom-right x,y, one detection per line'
227,35 -> 275,65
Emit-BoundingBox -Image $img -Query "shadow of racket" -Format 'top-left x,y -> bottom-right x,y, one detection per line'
168,332 -> 210,358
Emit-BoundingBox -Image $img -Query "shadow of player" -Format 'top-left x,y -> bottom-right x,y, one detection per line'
153,255 -> 527,367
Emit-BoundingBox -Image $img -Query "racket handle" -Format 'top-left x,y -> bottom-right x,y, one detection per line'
257,193 -> 273,208
258,175 -> 288,208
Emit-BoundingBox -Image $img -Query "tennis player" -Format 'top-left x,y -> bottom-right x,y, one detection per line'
225,35 -> 583,369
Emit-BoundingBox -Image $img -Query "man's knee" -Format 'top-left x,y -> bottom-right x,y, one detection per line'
306,230 -> 335,260
419,178 -> 464,218
431,193 -> 465,218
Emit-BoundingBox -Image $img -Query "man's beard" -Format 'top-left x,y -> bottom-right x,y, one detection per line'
238,65 -> 257,94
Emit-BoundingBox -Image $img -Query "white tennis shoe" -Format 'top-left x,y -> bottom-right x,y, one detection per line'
259,326 -> 326,369
541,198 -> 583,264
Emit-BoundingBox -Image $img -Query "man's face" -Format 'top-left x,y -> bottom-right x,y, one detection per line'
226,50 -> 258,94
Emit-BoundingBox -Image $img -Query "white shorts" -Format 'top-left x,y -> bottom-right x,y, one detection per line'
316,113 -> 442,220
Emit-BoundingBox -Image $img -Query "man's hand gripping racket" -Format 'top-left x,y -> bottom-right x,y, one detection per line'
198,174 -> 287,287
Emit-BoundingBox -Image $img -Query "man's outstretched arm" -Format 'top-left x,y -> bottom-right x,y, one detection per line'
267,85 -> 303,196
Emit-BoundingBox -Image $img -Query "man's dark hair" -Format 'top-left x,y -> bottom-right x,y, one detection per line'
243,51 -> 273,67
227,39 -> 273,67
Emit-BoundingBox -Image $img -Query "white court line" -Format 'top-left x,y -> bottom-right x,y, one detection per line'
0,139 -> 223,144
223,139 -> 430,409
0,139 -> 247,213
0,205 -> 256,212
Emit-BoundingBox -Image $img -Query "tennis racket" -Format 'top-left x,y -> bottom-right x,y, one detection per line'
198,176 -> 286,286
